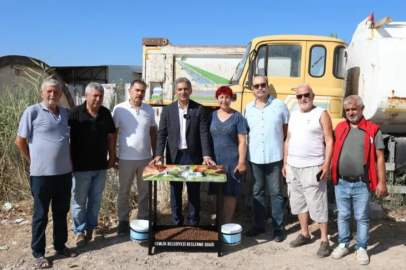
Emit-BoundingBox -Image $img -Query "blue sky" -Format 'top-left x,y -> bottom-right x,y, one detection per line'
1,0 -> 404,66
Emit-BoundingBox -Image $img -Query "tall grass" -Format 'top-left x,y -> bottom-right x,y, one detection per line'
0,58 -> 52,202
0,84 -> 39,201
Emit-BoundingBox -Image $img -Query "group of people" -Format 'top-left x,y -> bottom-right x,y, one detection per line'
15,75 -> 387,268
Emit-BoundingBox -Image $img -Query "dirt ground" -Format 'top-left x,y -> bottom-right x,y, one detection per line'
1,202 -> 406,270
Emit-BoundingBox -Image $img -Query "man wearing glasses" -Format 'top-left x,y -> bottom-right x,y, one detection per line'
244,75 -> 290,242
150,77 -> 215,226
69,82 -> 116,246
282,83 -> 333,258
113,80 -> 157,235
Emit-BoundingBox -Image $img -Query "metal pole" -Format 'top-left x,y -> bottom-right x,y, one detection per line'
148,181 -> 153,255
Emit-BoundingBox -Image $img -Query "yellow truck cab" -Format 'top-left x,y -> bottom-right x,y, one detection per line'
229,35 -> 347,127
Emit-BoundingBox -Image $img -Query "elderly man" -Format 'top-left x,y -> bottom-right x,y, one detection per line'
15,79 -> 78,269
282,83 -> 333,257
150,77 -> 215,226
330,95 -> 387,265
113,80 -> 157,235
68,82 -> 116,246
244,75 -> 290,242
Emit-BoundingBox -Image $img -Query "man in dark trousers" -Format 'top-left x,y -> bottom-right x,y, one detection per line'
150,77 -> 215,226
15,79 -> 78,269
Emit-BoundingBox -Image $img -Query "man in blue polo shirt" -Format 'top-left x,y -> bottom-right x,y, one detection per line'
69,82 -> 116,247
15,79 -> 78,269
244,75 -> 290,242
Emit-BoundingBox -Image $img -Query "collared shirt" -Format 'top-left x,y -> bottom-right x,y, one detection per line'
113,100 -> 156,160
244,97 -> 290,164
178,102 -> 189,149
68,101 -> 116,172
17,102 -> 71,176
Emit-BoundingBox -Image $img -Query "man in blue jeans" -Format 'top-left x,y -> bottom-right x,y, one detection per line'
244,75 -> 289,241
69,82 -> 116,247
331,95 -> 388,265
15,79 -> 78,269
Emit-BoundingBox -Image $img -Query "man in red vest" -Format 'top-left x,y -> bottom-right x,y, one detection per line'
330,95 -> 387,265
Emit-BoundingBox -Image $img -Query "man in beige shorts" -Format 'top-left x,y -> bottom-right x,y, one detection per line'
282,84 -> 334,258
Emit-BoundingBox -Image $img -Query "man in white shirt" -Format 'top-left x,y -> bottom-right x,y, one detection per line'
112,80 -> 157,235
150,77 -> 215,226
282,84 -> 334,258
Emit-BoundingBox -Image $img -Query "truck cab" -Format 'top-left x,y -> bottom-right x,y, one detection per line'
229,35 -> 347,127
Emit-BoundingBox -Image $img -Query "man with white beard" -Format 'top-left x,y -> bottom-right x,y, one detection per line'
330,95 -> 387,265
282,84 -> 333,258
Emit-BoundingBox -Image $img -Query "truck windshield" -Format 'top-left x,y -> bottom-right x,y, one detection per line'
230,43 -> 251,84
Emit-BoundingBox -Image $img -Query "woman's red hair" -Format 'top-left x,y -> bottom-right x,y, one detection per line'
215,86 -> 233,99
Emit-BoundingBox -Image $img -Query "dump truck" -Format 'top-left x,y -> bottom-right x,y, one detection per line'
142,35 -> 346,124
142,13 -> 406,205
141,35 -> 346,207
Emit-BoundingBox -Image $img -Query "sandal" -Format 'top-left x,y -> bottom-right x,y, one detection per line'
55,247 -> 79,257
34,256 -> 52,269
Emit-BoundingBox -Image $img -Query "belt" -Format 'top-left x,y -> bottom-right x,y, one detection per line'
340,175 -> 365,183
179,149 -> 188,153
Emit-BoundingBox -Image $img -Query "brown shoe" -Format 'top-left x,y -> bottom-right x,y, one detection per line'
93,228 -> 105,242
75,234 -> 86,247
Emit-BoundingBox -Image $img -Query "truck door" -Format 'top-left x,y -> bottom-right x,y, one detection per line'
305,41 -> 346,125
242,41 -> 307,110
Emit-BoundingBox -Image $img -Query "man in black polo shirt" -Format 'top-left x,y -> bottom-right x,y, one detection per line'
68,82 -> 116,247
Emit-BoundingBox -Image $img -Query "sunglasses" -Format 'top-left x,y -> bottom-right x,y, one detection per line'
296,93 -> 311,99
253,83 -> 267,89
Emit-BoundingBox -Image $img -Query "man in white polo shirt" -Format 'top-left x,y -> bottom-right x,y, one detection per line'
112,80 -> 157,236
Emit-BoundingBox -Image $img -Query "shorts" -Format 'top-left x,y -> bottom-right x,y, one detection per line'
286,164 -> 328,223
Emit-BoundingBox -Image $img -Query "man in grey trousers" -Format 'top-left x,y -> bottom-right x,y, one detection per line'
112,80 -> 157,235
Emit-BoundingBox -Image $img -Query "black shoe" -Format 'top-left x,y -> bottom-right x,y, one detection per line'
317,241 -> 330,258
245,227 -> 265,237
290,233 -> 311,247
273,230 -> 286,242
117,221 -> 129,236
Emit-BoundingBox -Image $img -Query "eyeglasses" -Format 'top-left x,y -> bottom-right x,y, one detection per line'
253,83 -> 267,89
296,93 -> 311,99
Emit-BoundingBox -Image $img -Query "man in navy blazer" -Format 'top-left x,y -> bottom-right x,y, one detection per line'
150,77 -> 215,226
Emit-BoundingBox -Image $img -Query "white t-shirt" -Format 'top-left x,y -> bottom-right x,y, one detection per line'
112,101 -> 156,160
287,106 -> 325,168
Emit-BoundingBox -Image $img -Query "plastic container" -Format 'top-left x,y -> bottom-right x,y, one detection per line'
130,220 -> 149,242
221,223 -> 242,246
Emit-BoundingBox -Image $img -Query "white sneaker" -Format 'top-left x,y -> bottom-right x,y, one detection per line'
331,243 -> 350,259
356,247 -> 370,265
